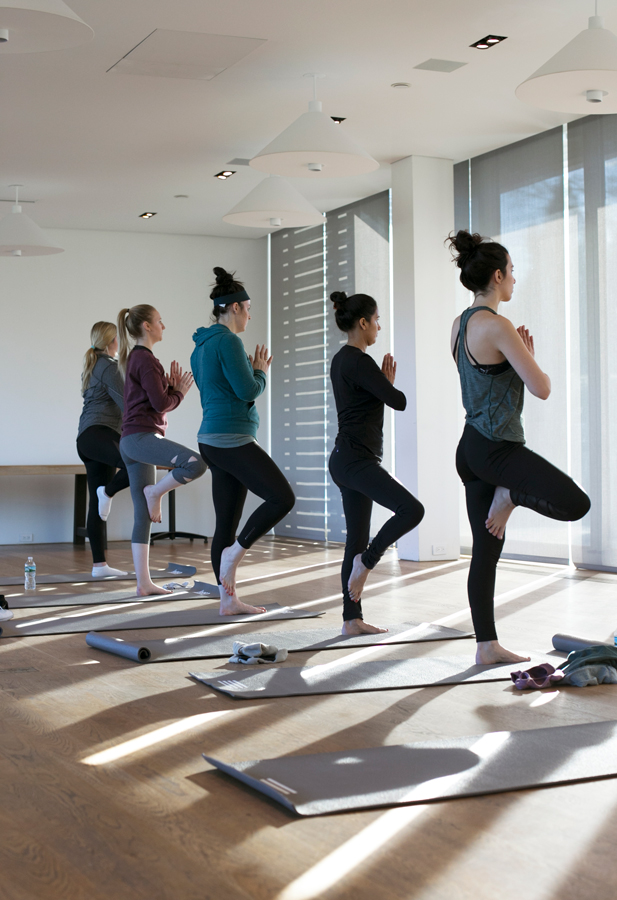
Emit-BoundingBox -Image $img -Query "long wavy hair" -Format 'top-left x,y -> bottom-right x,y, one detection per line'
81,321 -> 117,394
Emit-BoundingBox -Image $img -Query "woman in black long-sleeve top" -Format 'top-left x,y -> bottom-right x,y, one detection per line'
329,291 -> 425,634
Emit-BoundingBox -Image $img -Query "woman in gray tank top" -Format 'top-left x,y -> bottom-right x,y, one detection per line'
449,230 -> 590,666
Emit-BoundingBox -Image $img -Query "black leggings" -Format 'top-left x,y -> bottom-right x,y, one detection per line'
199,442 -> 295,585
329,440 -> 425,621
76,425 -> 130,564
456,424 -> 591,642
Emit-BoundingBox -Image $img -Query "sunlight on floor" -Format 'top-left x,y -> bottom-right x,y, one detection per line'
81,709 -> 234,765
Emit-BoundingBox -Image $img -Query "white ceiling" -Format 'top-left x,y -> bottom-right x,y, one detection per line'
0,0 -> 605,238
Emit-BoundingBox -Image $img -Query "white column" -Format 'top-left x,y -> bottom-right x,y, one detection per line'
392,155 -> 460,561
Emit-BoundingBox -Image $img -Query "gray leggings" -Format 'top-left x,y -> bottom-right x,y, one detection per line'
120,432 -> 207,544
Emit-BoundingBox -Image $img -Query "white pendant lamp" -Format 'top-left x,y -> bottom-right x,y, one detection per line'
516,7 -> 617,114
250,76 -> 378,178
223,176 -> 324,228
0,186 -> 64,256
0,0 -> 93,53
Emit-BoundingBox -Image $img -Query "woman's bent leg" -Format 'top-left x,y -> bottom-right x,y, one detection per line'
199,442 -> 294,596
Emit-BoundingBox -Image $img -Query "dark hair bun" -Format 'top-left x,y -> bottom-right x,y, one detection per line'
331,292 -> 377,333
330,291 -> 348,310
451,230 -> 482,260
446,230 -> 509,294
213,266 -> 235,286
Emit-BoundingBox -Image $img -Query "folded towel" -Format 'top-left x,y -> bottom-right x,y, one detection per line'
562,664 -> 617,687
228,641 -> 288,665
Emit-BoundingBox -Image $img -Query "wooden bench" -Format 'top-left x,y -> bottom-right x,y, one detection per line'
0,464 -> 207,546
0,464 -> 91,545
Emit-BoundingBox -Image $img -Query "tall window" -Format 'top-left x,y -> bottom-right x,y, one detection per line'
270,191 -> 391,541
455,114 -> 617,570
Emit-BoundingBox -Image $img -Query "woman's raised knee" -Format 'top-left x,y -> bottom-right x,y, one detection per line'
399,497 -> 425,530
186,456 -> 208,480
569,486 -> 591,522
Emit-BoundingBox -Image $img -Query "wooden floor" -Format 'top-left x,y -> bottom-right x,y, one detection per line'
2,538 -> 617,900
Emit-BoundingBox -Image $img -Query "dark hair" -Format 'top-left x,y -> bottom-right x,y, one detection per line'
210,267 -> 246,319
330,291 -> 377,332
446,230 -> 509,294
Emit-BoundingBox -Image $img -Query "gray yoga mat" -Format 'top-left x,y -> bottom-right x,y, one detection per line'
553,633 -> 613,654
3,584 -> 219,610
0,563 -> 197,587
0,603 -> 324,638
203,719 -> 617,816
190,653 -> 547,699
85,622 -> 473,663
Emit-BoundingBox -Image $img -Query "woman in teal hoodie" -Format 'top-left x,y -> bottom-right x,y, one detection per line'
191,267 -> 295,615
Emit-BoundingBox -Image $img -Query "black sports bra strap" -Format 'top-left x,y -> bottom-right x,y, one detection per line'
462,306 -> 497,367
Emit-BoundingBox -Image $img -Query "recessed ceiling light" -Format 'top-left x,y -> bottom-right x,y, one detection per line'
139,212 -> 157,218
391,82 -> 411,88
331,116 -> 346,124
215,170 -> 236,180
470,34 -> 507,49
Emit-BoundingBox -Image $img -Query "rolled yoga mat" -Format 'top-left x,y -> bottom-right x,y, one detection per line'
190,653 -> 548,699
552,633 -> 613,654
0,603 -> 325,638
203,719 -> 617,816
0,563 -> 197,587
4,584 -> 219,610
85,622 -> 474,663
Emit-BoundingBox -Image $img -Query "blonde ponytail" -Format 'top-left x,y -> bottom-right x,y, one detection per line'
117,305 -> 156,376
81,321 -> 117,394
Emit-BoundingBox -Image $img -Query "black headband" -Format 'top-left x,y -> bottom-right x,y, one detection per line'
214,289 -> 250,307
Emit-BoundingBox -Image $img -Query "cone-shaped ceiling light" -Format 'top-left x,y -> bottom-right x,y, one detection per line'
250,76 -> 378,178
0,186 -> 64,256
516,12 -> 617,113
223,176 -> 324,228
0,0 -> 93,53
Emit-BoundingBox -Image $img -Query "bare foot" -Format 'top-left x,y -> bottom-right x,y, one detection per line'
136,582 -> 172,597
485,486 -> 515,539
218,585 -> 266,617
219,543 -> 245,595
348,554 -> 370,601
475,640 -> 531,665
342,618 -> 388,635
143,484 -> 162,523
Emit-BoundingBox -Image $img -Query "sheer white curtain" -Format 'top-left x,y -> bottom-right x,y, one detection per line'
568,115 -> 617,570
454,127 -> 569,562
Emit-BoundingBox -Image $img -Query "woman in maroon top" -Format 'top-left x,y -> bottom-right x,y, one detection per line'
118,305 -> 207,596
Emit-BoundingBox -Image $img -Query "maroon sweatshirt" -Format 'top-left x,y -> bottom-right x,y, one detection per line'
122,345 -> 182,437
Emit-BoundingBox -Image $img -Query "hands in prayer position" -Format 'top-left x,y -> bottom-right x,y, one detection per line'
381,353 -> 397,384
250,344 -> 273,374
167,360 -> 194,396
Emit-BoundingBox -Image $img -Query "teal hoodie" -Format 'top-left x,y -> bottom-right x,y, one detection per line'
191,323 -> 266,439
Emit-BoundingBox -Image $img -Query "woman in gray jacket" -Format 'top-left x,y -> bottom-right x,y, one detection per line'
76,321 -> 130,577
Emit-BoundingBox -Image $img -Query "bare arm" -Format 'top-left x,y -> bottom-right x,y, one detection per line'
493,318 -> 551,400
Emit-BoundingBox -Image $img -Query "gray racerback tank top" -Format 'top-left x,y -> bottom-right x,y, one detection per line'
456,306 -> 525,443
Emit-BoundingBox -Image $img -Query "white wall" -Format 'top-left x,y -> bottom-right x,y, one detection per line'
0,228 -> 268,547
392,155 -> 460,561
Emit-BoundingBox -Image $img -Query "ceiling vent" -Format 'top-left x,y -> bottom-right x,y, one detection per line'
413,59 -> 467,73
107,29 -> 266,80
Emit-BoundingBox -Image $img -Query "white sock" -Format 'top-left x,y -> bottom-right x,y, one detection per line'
97,485 -> 113,521
92,564 -> 129,578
